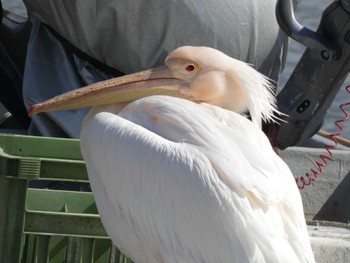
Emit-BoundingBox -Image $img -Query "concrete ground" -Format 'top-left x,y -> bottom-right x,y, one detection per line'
308,223 -> 350,262
281,144 -> 350,262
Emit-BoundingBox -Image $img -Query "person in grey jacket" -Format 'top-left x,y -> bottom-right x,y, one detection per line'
4,0 -> 292,137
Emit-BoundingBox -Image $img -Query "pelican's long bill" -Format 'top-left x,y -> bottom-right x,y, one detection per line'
28,66 -> 192,116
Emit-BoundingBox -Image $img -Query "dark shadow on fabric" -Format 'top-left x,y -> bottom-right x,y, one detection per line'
0,10 -> 32,128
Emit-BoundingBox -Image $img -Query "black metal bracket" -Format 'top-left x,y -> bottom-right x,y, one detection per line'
274,0 -> 350,149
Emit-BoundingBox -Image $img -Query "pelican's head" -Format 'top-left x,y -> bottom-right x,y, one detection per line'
29,46 -> 278,127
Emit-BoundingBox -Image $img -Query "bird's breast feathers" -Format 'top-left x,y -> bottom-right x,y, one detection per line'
81,96 -> 311,262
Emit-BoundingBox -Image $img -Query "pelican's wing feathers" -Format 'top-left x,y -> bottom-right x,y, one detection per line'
80,96 -> 314,263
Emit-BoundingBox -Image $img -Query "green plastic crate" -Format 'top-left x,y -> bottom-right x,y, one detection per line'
0,133 -> 133,263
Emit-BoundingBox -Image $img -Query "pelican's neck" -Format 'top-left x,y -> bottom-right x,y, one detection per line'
83,103 -> 129,127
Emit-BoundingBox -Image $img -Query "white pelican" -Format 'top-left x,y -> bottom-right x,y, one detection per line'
29,46 -> 315,263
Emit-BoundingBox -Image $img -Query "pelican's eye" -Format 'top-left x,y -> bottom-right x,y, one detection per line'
185,64 -> 195,72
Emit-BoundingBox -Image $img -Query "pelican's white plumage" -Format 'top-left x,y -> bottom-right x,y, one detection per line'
81,96 -> 314,262
29,46 -> 315,263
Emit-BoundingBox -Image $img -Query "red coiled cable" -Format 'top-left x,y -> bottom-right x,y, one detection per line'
296,85 -> 350,189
